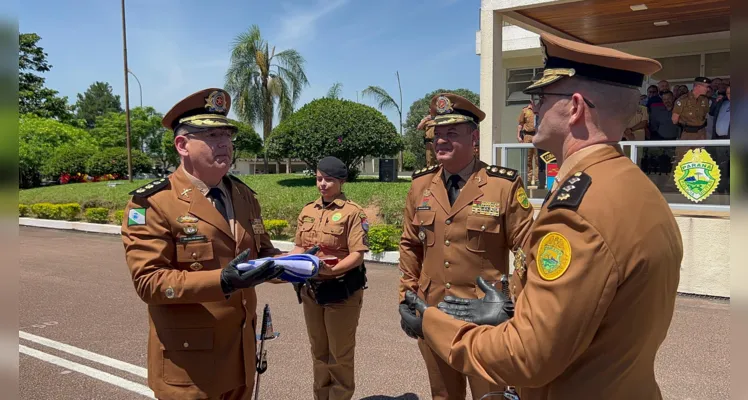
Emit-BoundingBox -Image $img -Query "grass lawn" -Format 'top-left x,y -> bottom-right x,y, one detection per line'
19,174 -> 414,227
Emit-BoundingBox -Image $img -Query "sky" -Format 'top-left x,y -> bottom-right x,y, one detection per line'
19,0 -> 482,131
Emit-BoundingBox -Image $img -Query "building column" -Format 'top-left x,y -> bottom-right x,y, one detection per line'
479,10 -> 505,165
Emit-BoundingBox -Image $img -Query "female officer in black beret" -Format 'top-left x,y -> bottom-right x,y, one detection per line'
289,156 -> 369,400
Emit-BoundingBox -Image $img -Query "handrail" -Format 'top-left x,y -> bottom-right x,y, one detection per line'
492,139 -> 731,212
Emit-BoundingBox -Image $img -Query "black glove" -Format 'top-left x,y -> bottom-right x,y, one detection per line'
292,245 -> 321,303
220,249 -> 285,295
399,291 -> 429,339
437,277 -> 514,326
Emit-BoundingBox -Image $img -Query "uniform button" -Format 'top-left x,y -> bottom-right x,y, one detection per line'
444,261 -> 450,268
445,283 -> 452,289
183,342 -> 189,348
165,287 -> 175,299
445,219 -> 452,225
243,323 -> 247,329
191,252 -> 197,259
445,240 -> 450,246
242,299 -> 247,305
420,220 -> 424,224
481,225 -> 486,231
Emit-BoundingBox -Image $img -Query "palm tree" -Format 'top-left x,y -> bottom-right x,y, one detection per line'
362,71 -> 404,171
225,25 -> 309,174
326,82 -> 343,99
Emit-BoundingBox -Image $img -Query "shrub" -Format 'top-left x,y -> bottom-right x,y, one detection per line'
59,203 -> 82,220
111,210 -> 125,225
31,203 -> 63,220
264,219 -> 289,239
367,224 -> 402,254
85,208 -> 110,224
40,146 -> 92,180
86,147 -> 152,178
19,204 -> 30,217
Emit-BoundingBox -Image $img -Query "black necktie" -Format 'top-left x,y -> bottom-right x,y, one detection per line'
447,174 -> 461,206
207,187 -> 229,223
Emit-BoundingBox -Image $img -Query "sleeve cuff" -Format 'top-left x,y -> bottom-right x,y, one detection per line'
422,307 -> 470,364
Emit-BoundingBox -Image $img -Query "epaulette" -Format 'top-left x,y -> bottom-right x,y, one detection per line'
485,166 -> 518,182
547,171 -> 592,211
412,165 -> 439,179
346,200 -> 364,210
228,174 -> 256,195
129,178 -> 169,197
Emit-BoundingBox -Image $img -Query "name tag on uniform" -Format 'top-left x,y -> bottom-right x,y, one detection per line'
471,201 -> 501,216
416,206 -> 431,211
179,235 -> 207,243
252,219 -> 266,234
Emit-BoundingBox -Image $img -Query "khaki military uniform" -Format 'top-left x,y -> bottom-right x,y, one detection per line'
295,194 -> 369,400
121,166 -> 281,400
518,106 -> 538,185
399,160 -> 535,399
424,120 -> 439,167
421,145 -> 683,399
673,92 -> 710,160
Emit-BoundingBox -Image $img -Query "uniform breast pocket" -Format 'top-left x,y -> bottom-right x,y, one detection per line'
176,241 -> 215,270
160,328 -> 214,386
298,221 -> 315,246
465,215 -> 501,253
413,210 -> 436,247
320,222 -> 346,249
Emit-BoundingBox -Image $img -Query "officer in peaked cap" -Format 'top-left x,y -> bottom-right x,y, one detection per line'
398,92 -> 535,400
400,33 -> 683,399
122,88 -> 284,400
672,76 -> 712,160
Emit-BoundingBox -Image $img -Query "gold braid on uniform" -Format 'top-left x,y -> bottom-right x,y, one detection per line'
411,165 -> 440,179
485,166 -> 519,182
547,171 -> 592,211
129,178 -> 170,197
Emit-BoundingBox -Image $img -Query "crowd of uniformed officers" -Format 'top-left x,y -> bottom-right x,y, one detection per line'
121,32 -> 684,400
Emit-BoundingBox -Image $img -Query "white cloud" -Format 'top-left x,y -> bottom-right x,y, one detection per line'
274,0 -> 349,48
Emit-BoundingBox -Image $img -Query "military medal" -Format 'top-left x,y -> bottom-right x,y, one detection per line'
471,201 -> 501,217
190,262 -> 203,271
183,225 -> 198,235
177,215 -> 199,224
418,229 -> 426,242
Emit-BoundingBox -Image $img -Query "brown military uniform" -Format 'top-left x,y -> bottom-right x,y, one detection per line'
399,160 -> 534,399
518,106 -> 538,185
122,167 -> 281,400
295,194 -> 369,400
417,33 -> 682,400
673,90 -> 710,160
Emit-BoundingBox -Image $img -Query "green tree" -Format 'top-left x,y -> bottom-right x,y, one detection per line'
18,33 -> 74,121
74,81 -> 123,128
326,82 -> 343,99
155,130 -> 179,176
19,114 -> 98,187
225,25 -> 309,173
404,88 -> 480,169
266,98 -> 403,180
362,71 -> 404,168
228,119 -> 263,166
89,106 -> 162,151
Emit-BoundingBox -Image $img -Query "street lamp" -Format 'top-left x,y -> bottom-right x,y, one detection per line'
128,69 -> 142,108
121,0 -> 133,182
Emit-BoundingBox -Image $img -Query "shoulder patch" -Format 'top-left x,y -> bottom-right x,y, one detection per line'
485,166 -> 518,182
412,165 -> 439,179
228,174 -> 256,195
129,178 -> 169,197
547,171 -> 591,211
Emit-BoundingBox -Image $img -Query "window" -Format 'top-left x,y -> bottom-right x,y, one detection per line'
705,52 -> 730,78
652,55 -> 701,81
506,68 -> 544,106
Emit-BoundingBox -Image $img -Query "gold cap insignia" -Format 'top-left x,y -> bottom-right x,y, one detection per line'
205,90 -> 227,113
435,95 -> 454,115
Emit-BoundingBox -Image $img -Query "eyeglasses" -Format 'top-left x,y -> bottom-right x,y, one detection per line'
530,93 -> 596,110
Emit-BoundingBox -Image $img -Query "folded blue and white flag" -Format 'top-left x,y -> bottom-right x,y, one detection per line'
237,254 -> 320,283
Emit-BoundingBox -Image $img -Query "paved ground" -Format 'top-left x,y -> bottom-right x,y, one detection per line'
19,226 -> 729,399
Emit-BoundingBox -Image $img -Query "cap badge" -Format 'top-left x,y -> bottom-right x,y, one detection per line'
435,96 -> 453,115
205,90 -> 227,113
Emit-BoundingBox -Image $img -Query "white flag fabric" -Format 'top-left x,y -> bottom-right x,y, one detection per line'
237,254 -> 320,283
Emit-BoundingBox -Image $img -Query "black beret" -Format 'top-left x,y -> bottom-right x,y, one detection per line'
317,156 -> 348,180
694,77 -> 712,84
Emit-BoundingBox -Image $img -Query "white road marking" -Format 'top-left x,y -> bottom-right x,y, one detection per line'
19,331 -> 147,378
19,345 -> 155,399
